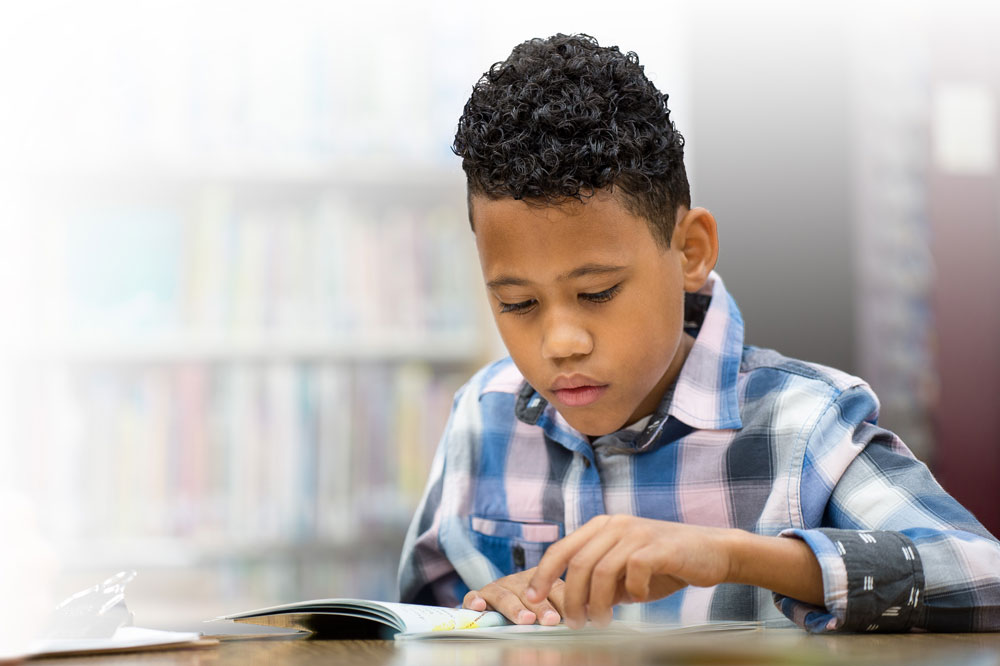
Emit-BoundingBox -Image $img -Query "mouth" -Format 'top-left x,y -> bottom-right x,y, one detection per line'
550,374 -> 609,408
553,385 -> 608,407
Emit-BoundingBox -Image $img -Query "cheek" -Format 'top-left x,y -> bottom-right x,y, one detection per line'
616,327 -> 671,376
494,318 -> 538,367
613,293 -> 683,372
493,316 -> 518,349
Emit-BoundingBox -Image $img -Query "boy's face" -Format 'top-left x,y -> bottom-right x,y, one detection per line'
472,190 -> 713,437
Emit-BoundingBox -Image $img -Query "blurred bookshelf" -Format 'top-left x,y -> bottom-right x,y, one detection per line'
848,15 -> 936,462
0,9 -> 504,623
0,165 -> 493,623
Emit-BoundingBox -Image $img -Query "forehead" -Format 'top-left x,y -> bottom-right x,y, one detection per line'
471,193 -> 656,279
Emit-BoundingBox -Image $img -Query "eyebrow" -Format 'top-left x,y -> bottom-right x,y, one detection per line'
486,263 -> 627,290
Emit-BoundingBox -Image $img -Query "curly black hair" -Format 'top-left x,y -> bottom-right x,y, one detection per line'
453,33 -> 690,246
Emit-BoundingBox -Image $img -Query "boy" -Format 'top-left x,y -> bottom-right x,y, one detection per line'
397,33 -> 1000,632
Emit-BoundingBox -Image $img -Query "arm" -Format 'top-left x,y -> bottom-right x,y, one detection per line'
398,368 -> 510,606
398,383 -> 473,607
397,432 -> 466,606
774,385 -> 1000,633
516,515 -> 823,628
730,530 -> 824,606
520,385 -> 1000,632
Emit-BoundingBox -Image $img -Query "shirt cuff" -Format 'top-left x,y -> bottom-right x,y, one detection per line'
773,528 -> 924,633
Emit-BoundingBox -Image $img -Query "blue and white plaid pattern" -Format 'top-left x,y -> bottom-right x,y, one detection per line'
398,273 -> 1000,632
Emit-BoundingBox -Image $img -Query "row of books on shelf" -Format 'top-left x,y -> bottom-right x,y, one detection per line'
1,360 -> 473,548
34,191 -> 480,341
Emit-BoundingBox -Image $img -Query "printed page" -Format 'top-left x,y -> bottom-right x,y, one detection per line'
397,620 -> 761,641
373,601 -> 509,634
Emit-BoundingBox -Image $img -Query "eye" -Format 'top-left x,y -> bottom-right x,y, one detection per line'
497,298 -> 537,315
580,283 -> 622,304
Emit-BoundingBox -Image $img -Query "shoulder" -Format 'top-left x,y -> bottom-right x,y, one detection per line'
737,346 -> 881,428
740,346 -> 866,392
444,356 -> 524,436
440,358 -> 539,475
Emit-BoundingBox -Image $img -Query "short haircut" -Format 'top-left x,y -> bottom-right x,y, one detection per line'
453,33 -> 690,246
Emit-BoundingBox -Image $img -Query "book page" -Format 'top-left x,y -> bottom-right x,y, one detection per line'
397,620 -> 761,641
373,602 -> 509,634
223,599 -> 509,637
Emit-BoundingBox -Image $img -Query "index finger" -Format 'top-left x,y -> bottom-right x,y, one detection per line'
526,516 -> 610,603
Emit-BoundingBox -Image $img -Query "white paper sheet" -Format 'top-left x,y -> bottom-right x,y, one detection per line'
28,626 -> 202,658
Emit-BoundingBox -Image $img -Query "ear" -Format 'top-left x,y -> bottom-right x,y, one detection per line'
672,207 -> 719,292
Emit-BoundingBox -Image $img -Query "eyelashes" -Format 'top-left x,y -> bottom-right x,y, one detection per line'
582,283 -> 621,304
497,283 -> 622,315
497,299 -> 536,315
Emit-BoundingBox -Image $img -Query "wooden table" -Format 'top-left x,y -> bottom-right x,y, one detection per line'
25,628 -> 1000,665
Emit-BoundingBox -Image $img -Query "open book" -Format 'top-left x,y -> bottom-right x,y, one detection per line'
220,599 -> 759,641
221,599 -> 509,639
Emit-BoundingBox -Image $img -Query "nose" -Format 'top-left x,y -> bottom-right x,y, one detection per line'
541,313 -> 594,360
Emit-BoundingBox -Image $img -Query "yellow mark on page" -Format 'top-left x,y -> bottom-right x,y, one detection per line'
433,611 -> 490,631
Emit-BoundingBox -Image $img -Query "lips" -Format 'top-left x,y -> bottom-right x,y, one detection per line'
550,374 -> 608,408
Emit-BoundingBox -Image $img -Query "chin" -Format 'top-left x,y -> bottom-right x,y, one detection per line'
565,413 -> 624,439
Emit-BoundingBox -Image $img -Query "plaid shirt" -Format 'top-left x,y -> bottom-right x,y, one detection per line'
398,272 -> 1000,632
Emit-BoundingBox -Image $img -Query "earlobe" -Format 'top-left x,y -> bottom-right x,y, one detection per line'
675,207 -> 720,292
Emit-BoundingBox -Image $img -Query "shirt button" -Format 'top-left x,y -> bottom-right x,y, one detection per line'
512,545 -> 526,569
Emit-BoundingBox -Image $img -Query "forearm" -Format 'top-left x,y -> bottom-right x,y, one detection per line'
727,530 -> 825,607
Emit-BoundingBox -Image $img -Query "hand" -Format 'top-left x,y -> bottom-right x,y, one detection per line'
463,568 -> 566,626
525,515 -> 737,628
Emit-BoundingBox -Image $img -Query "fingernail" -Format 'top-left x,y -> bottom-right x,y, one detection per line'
525,586 -> 538,602
471,596 -> 486,610
541,610 -> 560,625
517,610 -> 536,624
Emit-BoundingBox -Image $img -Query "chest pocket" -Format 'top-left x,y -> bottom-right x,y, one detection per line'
469,516 -> 563,574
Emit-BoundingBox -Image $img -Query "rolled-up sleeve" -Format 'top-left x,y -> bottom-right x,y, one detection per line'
773,386 -> 1000,633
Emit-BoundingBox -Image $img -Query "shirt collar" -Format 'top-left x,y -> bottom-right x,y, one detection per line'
515,271 -> 745,440
666,271 -> 744,431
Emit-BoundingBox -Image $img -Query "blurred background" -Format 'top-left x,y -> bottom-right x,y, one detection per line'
0,0 -> 997,631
